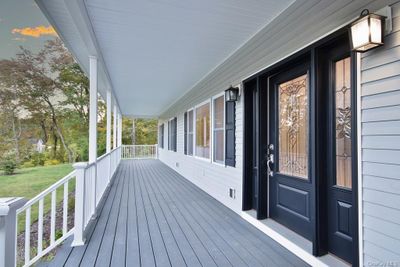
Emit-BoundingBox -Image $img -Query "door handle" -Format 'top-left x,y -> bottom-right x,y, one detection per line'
267,154 -> 274,177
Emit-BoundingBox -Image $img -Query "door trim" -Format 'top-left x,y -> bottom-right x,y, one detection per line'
356,52 -> 363,267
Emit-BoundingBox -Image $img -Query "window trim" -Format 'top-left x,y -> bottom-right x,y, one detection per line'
211,92 -> 226,166
194,99 -> 212,161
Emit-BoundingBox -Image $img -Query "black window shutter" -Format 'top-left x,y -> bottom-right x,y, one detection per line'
168,120 -> 171,150
159,124 -> 164,149
184,112 -> 187,155
174,117 -> 177,152
225,101 -> 236,167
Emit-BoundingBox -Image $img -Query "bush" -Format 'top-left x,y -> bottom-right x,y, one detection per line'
44,159 -> 61,166
1,157 -> 17,175
30,152 -> 46,166
21,161 -> 35,168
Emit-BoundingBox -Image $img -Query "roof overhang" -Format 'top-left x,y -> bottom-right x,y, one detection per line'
35,0 -> 295,117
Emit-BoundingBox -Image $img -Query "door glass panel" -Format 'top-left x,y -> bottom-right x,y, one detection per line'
335,57 -> 352,189
278,74 -> 308,179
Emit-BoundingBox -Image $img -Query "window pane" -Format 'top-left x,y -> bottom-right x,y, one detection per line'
196,103 -> 210,158
335,57 -> 352,189
278,74 -> 308,179
188,110 -> 194,155
213,96 -> 224,163
214,130 -> 224,163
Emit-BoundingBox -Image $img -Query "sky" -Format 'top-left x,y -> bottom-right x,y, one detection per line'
0,0 -> 58,60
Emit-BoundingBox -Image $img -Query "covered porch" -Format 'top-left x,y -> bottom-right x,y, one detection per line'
39,159 -> 307,267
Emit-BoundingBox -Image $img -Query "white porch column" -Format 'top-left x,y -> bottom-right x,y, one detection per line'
113,104 -> 117,149
89,56 -> 98,163
118,112 -> 122,147
106,91 -> 112,153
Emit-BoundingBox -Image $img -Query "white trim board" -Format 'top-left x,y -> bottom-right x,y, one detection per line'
240,212 -> 352,267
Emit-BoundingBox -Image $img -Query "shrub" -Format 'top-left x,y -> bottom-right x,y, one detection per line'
21,161 -> 35,168
44,159 -> 61,166
1,157 -> 17,175
30,152 -> 46,166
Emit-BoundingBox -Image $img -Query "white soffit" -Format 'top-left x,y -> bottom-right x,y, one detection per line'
85,0 -> 294,117
37,0 -> 294,117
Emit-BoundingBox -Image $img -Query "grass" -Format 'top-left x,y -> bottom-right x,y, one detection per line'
0,164 -> 74,233
0,164 -> 73,199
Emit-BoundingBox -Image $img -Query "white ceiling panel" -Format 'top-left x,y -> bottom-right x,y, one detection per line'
84,0 -> 294,117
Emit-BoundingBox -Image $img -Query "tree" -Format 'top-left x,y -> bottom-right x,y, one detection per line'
0,39 -> 76,162
122,118 -> 158,145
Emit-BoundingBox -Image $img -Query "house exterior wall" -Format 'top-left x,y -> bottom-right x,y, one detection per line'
360,2 -> 400,264
159,94 -> 243,212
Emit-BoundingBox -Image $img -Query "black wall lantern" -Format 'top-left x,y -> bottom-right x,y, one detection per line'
349,9 -> 386,52
225,86 -> 239,102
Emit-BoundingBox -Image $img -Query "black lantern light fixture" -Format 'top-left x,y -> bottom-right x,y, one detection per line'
225,86 -> 239,102
349,9 -> 386,52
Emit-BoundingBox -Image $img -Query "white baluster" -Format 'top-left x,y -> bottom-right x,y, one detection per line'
25,207 -> 31,264
50,190 -> 56,244
63,181 -> 69,235
38,199 -> 43,254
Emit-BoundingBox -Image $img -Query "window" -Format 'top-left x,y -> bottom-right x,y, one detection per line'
195,102 -> 210,158
335,57 -> 352,189
213,95 -> 224,164
187,110 -> 194,156
184,110 -> 194,156
159,124 -> 164,149
168,118 -> 177,152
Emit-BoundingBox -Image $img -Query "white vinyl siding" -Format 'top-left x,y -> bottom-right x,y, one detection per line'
361,1 -> 400,264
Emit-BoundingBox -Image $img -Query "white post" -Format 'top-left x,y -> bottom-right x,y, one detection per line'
0,198 -> 26,267
106,91 -> 112,153
89,56 -> 98,164
113,105 -> 117,149
72,162 -> 87,247
118,112 -> 122,147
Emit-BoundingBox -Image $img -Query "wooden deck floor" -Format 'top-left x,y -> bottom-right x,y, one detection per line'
40,160 -> 309,267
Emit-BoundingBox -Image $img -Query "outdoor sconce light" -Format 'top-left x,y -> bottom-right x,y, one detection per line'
349,9 -> 386,52
225,86 -> 239,102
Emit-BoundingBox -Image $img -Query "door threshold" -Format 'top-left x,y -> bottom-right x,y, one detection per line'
241,211 -> 351,267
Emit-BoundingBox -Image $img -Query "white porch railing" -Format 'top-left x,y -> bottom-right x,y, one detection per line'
121,145 -> 158,159
11,146 -> 121,267
15,171 -> 76,267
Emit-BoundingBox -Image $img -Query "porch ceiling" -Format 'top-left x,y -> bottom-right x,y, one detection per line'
36,0 -> 294,117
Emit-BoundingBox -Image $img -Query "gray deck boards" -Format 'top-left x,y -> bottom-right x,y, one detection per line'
42,160 -> 309,267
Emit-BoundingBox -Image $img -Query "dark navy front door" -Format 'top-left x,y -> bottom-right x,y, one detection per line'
267,60 -> 313,240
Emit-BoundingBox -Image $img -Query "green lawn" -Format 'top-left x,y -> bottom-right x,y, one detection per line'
0,164 -> 73,199
0,164 -> 74,233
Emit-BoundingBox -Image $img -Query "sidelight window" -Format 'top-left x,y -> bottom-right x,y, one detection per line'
335,57 -> 352,189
